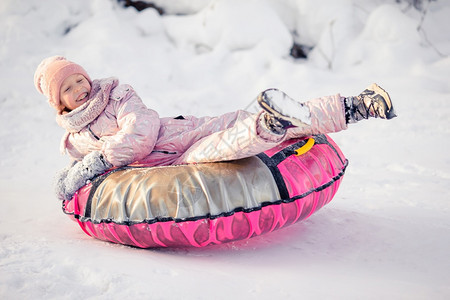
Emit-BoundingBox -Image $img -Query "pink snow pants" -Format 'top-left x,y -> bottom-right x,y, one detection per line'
175,94 -> 347,164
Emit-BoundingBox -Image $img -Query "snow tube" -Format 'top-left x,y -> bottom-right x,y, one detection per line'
62,134 -> 347,248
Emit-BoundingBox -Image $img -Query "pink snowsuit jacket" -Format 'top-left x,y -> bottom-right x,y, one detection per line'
60,78 -> 347,168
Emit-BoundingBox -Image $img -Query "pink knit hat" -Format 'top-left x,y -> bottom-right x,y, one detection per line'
34,56 -> 92,110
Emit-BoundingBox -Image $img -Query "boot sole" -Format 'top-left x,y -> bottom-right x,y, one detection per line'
257,89 -> 311,127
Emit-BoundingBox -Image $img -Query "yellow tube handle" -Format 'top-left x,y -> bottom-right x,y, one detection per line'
294,138 -> 315,156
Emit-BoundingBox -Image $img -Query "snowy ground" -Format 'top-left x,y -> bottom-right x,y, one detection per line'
1,0 -> 449,299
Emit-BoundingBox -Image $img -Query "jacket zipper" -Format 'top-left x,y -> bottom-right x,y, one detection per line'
152,150 -> 177,155
87,125 -> 100,141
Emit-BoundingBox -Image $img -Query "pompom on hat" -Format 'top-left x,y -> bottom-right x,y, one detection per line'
34,56 -> 91,110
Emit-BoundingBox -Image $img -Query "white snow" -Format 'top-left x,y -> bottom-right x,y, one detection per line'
1,0 -> 449,299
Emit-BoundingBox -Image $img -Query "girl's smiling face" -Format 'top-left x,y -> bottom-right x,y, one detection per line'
59,73 -> 91,112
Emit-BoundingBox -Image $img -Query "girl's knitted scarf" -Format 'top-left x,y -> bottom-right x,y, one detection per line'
56,77 -> 118,133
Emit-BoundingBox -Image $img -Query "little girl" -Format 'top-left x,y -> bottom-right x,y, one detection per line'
34,56 -> 396,200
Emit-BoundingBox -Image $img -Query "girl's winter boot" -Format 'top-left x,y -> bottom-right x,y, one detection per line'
344,83 -> 397,123
257,88 -> 311,135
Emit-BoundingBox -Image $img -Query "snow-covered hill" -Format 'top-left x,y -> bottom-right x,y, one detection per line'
0,0 -> 449,298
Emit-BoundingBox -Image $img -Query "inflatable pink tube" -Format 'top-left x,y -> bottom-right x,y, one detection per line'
62,134 -> 347,248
